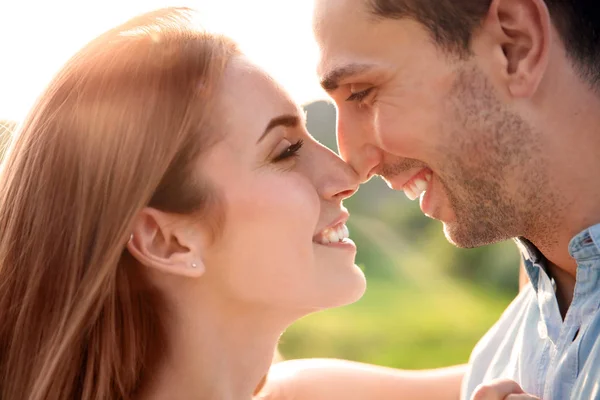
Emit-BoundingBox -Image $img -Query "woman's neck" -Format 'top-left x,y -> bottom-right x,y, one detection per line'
137,298 -> 285,400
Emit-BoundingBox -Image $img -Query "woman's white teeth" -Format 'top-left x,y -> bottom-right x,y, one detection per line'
328,229 -> 340,243
404,172 -> 432,201
316,224 -> 350,245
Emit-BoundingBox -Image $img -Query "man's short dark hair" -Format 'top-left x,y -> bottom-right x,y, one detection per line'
369,0 -> 600,88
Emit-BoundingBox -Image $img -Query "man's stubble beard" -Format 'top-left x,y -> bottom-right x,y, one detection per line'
440,66 -> 561,249
380,65 -> 561,249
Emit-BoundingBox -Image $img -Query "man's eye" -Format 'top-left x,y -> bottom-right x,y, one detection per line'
346,87 -> 374,102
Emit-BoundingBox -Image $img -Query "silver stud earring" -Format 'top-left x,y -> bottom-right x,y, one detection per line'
191,263 -> 198,269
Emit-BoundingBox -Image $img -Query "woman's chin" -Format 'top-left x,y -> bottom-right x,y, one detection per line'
312,264 -> 367,310
336,265 -> 367,305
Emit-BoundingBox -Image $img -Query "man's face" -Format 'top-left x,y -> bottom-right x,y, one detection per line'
313,0 -> 550,248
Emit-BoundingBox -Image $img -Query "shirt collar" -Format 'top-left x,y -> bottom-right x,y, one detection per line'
515,223 -> 600,293
515,236 -> 544,264
515,236 -> 544,292
568,224 -> 600,262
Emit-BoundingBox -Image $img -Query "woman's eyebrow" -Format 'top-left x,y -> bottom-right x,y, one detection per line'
256,114 -> 300,143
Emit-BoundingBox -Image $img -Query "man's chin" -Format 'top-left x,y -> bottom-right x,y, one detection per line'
442,221 -> 506,249
442,223 -> 472,248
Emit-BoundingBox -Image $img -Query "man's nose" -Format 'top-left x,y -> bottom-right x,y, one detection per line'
336,111 -> 382,183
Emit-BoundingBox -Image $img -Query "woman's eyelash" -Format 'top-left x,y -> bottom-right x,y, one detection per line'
346,87 -> 374,102
273,139 -> 304,162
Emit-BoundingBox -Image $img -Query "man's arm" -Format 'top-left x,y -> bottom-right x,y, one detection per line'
256,359 -> 466,400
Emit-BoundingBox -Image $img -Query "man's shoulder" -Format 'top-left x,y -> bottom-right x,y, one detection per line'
471,285 -> 537,356
461,286 -> 539,399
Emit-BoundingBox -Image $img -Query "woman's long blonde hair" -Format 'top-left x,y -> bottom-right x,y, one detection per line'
0,8 -> 236,400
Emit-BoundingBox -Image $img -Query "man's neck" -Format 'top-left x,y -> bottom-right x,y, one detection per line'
548,260 -> 577,319
526,205 -> 597,317
525,64 -> 600,314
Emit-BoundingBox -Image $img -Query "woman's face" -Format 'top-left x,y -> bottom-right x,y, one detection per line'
200,57 -> 366,313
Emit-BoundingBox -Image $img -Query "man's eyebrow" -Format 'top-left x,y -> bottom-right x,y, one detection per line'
257,114 -> 300,144
320,64 -> 375,92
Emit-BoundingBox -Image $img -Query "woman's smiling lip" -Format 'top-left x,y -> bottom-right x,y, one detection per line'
313,211 -> 352,245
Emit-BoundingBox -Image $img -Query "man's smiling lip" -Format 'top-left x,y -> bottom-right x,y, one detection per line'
383,168 -> 432,191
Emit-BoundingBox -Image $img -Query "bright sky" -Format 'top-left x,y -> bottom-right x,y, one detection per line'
0,0 -> 327,121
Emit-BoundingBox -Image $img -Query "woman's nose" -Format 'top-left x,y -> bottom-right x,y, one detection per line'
318,148 -> 360,202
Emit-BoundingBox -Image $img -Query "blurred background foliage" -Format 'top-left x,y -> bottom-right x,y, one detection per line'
0,101 -> 521,370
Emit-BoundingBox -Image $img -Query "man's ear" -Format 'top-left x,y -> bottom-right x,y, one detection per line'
481,0 -> 551,98
126,207 -> 206,278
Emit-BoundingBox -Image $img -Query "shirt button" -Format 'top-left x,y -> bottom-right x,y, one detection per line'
538,321 -> 548,339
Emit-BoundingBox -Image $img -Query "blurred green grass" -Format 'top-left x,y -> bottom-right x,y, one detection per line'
280,279 -> 512,369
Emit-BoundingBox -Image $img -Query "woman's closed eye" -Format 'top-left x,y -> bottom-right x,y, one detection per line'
272,139 -> 304,163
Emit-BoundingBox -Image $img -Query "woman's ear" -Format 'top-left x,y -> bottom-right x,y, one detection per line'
127,207 -> 206,278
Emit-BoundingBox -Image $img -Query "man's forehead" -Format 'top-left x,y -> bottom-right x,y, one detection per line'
313,0 -> 383,74
313,0 -> 362,20
313,0 -> 372,39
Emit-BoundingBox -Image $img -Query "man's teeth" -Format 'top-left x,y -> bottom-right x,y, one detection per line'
404,172 -> 432,201
315,224 -> 350,245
